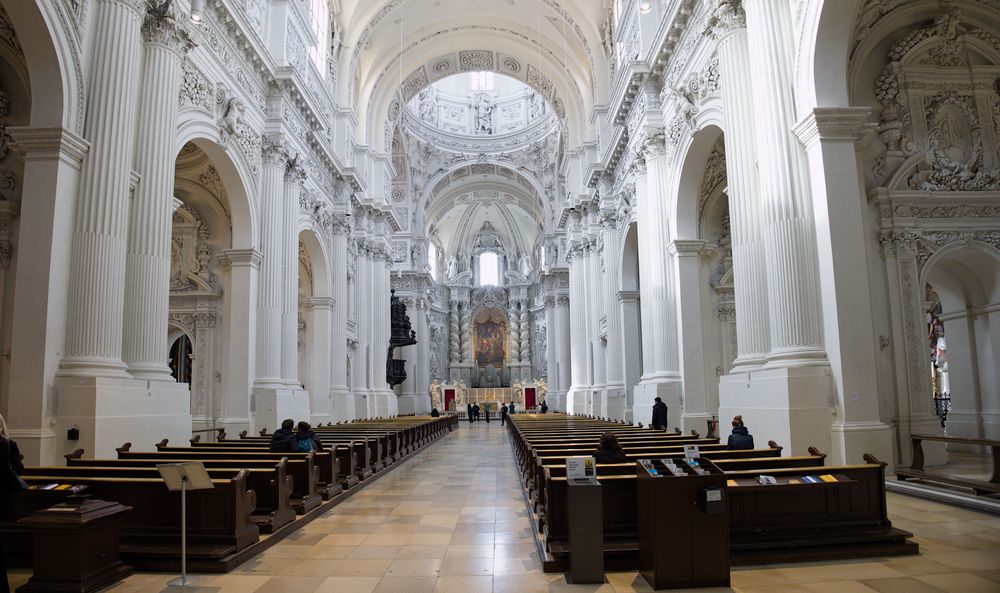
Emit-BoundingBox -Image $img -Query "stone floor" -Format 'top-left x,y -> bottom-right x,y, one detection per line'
8,421 -> 1000,593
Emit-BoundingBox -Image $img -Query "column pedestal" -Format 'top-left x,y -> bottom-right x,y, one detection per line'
719,366 -> 833,456
54,376 -> 191,457
634,378 -> 683,430
252,386 -> 311,433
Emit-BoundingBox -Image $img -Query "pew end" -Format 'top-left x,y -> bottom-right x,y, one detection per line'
191,435 -> 202,444
64,449 -> 85,463
767,440 -> 783,454
116,443 -> 132,455
155,439 -> 169,450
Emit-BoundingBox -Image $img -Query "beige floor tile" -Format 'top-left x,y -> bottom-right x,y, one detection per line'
408,533 -> 455,545
348,545 -> 403,560
396,544 -> 451,559
861,577 -> 947,593
262,544 -> 316,559
444,544 -> 496,559
329,559 -> 394,577
432,575 -> 494,593
800,581 -> 882,593
916,572 -> 1000,593
493,574 -> 562,593
363,533 -> 414,546
201,574 -> 272,593
923,550 -> 1000,571
450,532 -> 496,545
254,576 -> 327,593
276,559 -> 345,577
373,576 -> 438,593
491,556 -> 541,576
386,558 -> 444,576
302,545 -> 357,560
318,533 -> 369,546
438,557 -> 495,576
493,543 -> 535,558
314,576 -> 381,593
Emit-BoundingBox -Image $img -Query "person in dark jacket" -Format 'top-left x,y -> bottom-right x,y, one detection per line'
472,403 -> 480,422
508,402 -> 516,415
727,415 -> 754,450
269,418 -> 297,452
540,400 -> 548,413
294,421 -> 324,452
651,397 -> 668,430
500,403 -> 508,426
593,432 -> 627,464
1,414 -> 24,593
430,408 -> 440,417
483,404 -> 490,423
467,403 -> 474,424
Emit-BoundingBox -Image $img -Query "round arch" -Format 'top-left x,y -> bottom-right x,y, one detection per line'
174,123 -> 257,251
298,226 -> 333,299
671,125 -> 724,240
1,0 -> 79,130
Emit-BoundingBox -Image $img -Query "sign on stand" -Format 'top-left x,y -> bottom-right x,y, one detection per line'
566,456 -> 596,481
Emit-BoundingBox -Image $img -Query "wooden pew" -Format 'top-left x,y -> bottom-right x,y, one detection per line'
897,433 -> 1000,495
19,471 -> 258,571
59,456 -> 297,533
121,444 -> 324,513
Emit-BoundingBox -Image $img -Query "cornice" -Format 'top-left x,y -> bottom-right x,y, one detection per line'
7,126 -> 89,162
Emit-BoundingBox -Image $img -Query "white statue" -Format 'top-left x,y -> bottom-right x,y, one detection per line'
529,91 -> 544,121
429,380 -> 442,410
456,381 -> 467,404
474,94 -> 494,135
512,383 -> 523,406
446,255 -> 459,279
536,378 -> 548,403
418,87 -> 437,123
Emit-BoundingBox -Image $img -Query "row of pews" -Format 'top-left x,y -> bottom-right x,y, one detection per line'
5,415 -> 457,573
508,414 -> 918,570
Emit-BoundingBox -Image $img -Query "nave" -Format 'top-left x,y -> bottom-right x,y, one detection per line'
9,423 -> 999,593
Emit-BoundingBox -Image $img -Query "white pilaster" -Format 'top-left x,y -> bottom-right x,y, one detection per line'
255,137 -> 288,388
794,107 -> 894,467
672,240 -> 714,432
329,217 -> 352,421
218,248 -> 260,435
603,215 -> 626,420
306,296 -> 334,424
122,7 -> 193,380
282,160 -> 305,388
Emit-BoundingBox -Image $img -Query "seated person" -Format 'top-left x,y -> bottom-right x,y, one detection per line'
430,408 -> 440,417
269,418 -> 297,453
727,415 -> 754,450
593,432 -> 627,463
295,421 -> 324,452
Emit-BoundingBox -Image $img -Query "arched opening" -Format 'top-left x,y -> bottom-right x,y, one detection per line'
923,247 -> 1000,454
169,333 -> 194,385
620,222 -> 642,423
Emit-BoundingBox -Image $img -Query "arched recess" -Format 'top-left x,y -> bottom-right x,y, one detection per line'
921,246 -> 1000,446
672,125 -> 724,240
298,227 -> 334,422
0,0 -> 77,129
798,0 -> 863,116
175,125 -> 258,251
620,222 -> 642,423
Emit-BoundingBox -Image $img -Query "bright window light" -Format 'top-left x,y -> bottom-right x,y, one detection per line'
428,242 -> 438,279
479,252 -> 499,286
470,71 -> 494,91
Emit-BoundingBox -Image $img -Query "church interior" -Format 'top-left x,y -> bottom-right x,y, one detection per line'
0,0 -> 999,591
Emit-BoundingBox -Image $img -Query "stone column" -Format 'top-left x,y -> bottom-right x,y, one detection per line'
709,0 -> 770,369
544,296 -> 558,397
6,128 -> 89,464
603,215 -> 626,420
282,160 -> 305,388
567,242 -> 589,414
636,138 -> 683,429
255,137 -> 288,388
589,235 -> 607,415
794,108 -> 894,467
329,217 -> 351,421
121,6 -> 193,380
555,295 -> 572,411
618,290 -> 642,423
305,297 -> 333,423
218,249 -> 260,435
60,0 -> 145,377
671,240 -> 712,431
744,0 -> 825,364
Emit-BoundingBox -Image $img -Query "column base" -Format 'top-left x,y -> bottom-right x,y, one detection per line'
548,390 -> 567,413
215,418 -> 252,438
830,420 -> 895,471
53,376 -> 192,460
252,386 -> 311,433
397,393 -> 431,416
6,428 -> 58,467
719,365 -> 834,456
632,377 -> 683,430
126,364 -> 175,382
57,357 -> 132,380
328,387 -> 354,422
566,386 -> 592,415
604,384 -> 627,421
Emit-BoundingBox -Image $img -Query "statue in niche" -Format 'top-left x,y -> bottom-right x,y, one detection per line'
536,378 -> 548,403
529,91 -> 544,121
519,253 -> 531,275
429,380 -> 442,410
446,255 -> 459,279
219,95 -> 246,142
512,383 -> 523,406
418,87 -> 438,124
474,93 -> 494,135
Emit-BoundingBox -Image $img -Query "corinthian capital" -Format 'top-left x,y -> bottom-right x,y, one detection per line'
642,133 -> 667,159
142,1 -> 196,54
705,0 -> 746,40
261,135 -> 289,167
285,154 -> 307,184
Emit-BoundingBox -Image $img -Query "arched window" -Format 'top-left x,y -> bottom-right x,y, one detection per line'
478,252 -> 499,286
309,0 -> 329,73
470,71 -> 494,91
428,242 -> 438,280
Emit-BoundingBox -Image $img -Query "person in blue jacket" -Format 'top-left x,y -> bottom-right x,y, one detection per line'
727,415 -> 755,450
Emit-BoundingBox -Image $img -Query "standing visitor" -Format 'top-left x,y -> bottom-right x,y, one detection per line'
540,400 -> 548,413
651,397 -> 668,430
472,403 -> 481,422
467,403 -> 474,424
509,401 -> 516,415
500,403 -> 509,426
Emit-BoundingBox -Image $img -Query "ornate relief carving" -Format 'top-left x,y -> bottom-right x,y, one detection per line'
179,58 -> 213,112
908,92 -> 1000,191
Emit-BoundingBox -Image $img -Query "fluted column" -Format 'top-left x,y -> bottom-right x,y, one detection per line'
60,0 -> 145,377
567,243 -> 588,414
710,0 -> 770,368
122,7 -> 194,379
449,298 -> 460,365
555,295 -> 571,410
330,217 -> 351,420
589,237 -> 605,395
643,140 -> 681,376
282,160 -> 305,386
544,296 -> 558,391
603,215 -> 625,394
744,0 -> 825,364
255,137 -> 288,387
